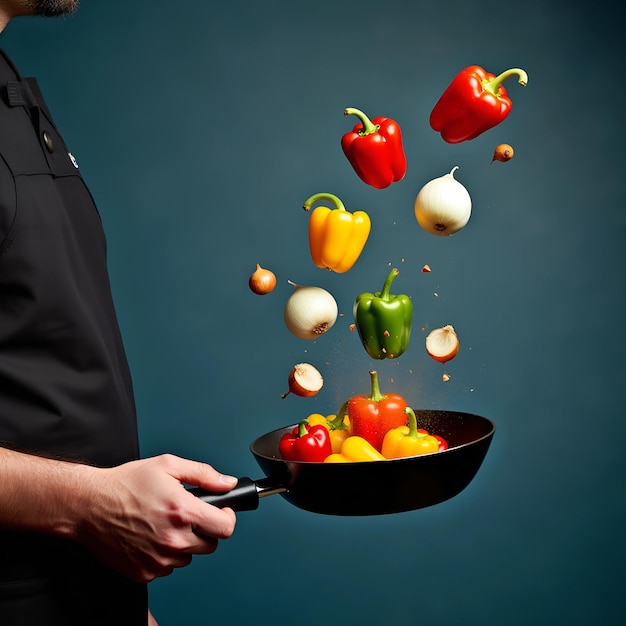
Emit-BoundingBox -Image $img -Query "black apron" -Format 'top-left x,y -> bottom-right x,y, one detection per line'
0,49 -> 147,624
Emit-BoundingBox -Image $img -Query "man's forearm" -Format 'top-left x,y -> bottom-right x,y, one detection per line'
0,446 -> 96,540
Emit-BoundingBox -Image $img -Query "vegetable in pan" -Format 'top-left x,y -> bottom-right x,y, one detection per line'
354,268 -> 413,360
306,413 -> 350,454
281,406 -> 449,462
430,65 -> 528,143
341,107 -> 407,189
382,407 -> 441,459
340,370 -> 408,452
279,421 -> 332,462
324,436 -> 385,463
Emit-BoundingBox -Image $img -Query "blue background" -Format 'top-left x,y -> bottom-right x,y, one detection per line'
3,1 -> 625,624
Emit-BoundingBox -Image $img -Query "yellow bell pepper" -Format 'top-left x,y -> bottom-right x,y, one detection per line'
303,192 -> 371,274
324,435 -> 385,463
306,413 -> 350,454
382,407 -> 440,459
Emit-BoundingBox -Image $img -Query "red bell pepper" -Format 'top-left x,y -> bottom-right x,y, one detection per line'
429,66 -> 528,143
279,421 -> 332,462
342,370 -> 408,452
433,434 -> 449,451
341,107 -> 407,189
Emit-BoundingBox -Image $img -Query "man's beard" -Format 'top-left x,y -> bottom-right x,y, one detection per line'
28,0 -> 80,17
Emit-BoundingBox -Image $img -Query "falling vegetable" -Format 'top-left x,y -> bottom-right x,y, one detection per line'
340,370 -> 408,451
283,281 -> 338,339
281,363 -> 324,398
414,167 -> 472,236
341,107 -> 407,189
430,66 -> 528,143
425,325 -> 459,363
492,143 -> 514,163
303,193 -> 371,273
353,268 -> 413,360
248,263 -> 277,295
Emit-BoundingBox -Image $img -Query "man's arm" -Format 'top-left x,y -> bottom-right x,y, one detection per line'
0,446 -> 237,582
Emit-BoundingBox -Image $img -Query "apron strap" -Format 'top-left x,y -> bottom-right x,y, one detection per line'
6,80 -> 38,109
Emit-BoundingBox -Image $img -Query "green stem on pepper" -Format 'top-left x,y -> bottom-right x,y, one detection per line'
344,107 -> 380,137
297,420 -> 309,437
302,192 -> 346,213
482,68 -> 528,95
368,370 -> 385,403
379,268 -> 400,301
328,402 -> 349,431
404,407 -> 422,439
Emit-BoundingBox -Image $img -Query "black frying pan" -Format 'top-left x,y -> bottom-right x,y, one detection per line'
191,409 -> 495,516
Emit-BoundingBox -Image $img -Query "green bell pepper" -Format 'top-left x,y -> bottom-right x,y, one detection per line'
353,268 -> 413,360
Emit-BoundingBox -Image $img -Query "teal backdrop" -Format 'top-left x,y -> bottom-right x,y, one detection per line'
2,1 -> 624,624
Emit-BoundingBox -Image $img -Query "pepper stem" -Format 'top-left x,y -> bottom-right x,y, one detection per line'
328,402 -> 349,431
302,192 -> 346,213
405,407 -> 420,439
368,370 -> 385,403
297,420 -> 309,438
344,107 -> 380,136
378,268 -> 400,302
482,68 -> 528,96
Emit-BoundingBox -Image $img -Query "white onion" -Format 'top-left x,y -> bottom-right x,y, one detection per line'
284,281 -> 338,339
414,166 -> 472,236
425,325 -> 459,363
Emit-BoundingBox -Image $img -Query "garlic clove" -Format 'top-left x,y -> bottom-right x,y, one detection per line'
425,325 -> 459,363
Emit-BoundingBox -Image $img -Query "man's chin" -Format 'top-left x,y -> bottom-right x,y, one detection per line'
30,0 -> 80,18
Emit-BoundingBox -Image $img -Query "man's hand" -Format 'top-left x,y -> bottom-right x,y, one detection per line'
76,455 -> 238,582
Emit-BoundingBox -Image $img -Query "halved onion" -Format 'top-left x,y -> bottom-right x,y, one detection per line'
281,363 -> 324,398
425,325 -> 459,363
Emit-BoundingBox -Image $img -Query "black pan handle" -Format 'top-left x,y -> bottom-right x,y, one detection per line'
190,477 -> 261,511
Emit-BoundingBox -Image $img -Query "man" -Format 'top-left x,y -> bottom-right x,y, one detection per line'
0,2 -> 238,624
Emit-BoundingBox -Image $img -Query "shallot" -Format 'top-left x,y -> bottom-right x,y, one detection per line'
492,143 -> 514,163
248,263 -> 277,295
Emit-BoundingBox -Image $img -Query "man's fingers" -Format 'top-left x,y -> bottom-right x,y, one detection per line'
158,454 -> 238,492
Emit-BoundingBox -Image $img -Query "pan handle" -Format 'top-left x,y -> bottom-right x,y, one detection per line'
190,477 -> 261,511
